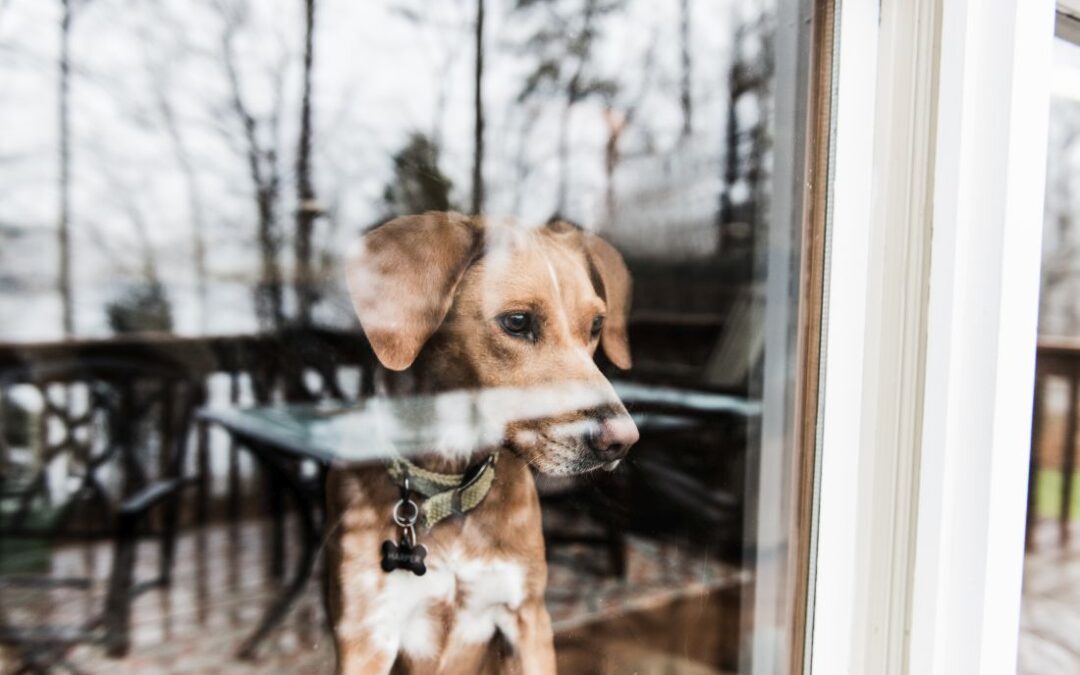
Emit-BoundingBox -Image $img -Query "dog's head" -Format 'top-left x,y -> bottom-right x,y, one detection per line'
346,211 -> 639,475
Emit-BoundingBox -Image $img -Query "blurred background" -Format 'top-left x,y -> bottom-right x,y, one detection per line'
0,1 -> 795,673
1022,23 -> 1080,675
0,0 -> 773,342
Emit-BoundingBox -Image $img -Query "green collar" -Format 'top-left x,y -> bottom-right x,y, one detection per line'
386,453 -> 497,529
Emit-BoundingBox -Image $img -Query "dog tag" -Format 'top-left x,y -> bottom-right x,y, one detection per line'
380,537 -> 427,576
382,475 -> 427,575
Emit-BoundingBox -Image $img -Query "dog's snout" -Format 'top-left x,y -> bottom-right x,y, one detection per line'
586,415 -> 639,462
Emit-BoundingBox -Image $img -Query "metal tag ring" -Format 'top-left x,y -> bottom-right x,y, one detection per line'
393,498 -> 419,527
402,524 -> 417,548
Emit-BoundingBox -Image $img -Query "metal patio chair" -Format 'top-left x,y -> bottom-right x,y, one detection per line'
0,358 -> 203,671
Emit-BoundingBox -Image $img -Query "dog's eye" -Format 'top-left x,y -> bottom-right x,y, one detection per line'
499,312 -> 535,340
590,316 -> 605,340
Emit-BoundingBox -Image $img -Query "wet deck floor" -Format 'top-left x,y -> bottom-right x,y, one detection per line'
1019,520 -> 1080,675
1,519 -> 747,674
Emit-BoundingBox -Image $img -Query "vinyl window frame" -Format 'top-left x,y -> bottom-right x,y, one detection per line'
806,1 -> 1055,673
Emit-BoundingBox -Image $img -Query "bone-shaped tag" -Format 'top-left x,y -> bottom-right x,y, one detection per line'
380,537 -> 427,576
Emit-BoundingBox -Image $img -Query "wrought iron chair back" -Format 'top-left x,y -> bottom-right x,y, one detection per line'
0,357 -> 204,666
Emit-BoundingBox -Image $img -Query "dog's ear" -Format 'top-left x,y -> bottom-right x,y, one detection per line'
346,212 -> 481,371
583,234 -> 633,370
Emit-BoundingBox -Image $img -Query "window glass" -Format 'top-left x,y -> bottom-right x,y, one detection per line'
1021,25 -> 1080,675
0,1 -> 820,673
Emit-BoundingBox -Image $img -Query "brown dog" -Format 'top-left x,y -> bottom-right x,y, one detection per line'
326,212 -> 639,674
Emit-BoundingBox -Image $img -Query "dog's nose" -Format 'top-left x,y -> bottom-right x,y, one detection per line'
587,415 -> 639,462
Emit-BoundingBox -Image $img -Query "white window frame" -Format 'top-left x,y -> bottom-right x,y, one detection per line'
809,0 -> 1055,673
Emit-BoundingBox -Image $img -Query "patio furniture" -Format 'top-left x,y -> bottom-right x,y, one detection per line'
539,473 -> 632,578
197,405 -> 333,660
0,330 -> 377,531
616,382 -> 760,559
0,359 -> 203,669
198,382 -> 760,658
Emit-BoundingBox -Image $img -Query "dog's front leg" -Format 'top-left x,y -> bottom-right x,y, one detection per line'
510,599 -> 556,675
328,524 -> 397,673
337,639 -> 396,675
332,574 -> 399,675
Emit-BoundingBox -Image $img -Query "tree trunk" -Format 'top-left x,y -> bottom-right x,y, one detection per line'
222,19 -> 285,330
679,0 -> 693,139
555,101 -> 572,217
58,0 -> 73,336
554,2 -> 594,219
255,177 -> 285,329
470,0 -> 485,215
717,26 -> 745,254
294,0 -> 318,326
602,109 -> 625,231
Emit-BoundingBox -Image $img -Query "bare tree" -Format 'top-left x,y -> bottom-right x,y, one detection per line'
103,174 -> 162,286
517,0 -> 622,217
160,97 -> 210,329
294,0 -> 320,326
217,1 -> 286,329
389,1 -> 470,174
58,0 -> 74,335
471,0 -> 485,214
679,0 -> 693,139
600,39 -> 656,228
1041,107 -> 1080,335
136,10 -> 210,331
717,14 -> 774,257
83,157 -> 173,334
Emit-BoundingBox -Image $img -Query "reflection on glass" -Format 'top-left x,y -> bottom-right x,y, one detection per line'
0,0 -> 812,673
1021,30 -> 1080,675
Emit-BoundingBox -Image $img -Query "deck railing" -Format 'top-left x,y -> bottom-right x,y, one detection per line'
0,329 -> 378,530
1029,338 -> 1080,548
0,318 -> 730,533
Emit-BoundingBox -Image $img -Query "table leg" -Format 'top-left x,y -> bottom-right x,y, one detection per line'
232,437 -> 325,661
1063,375 -> 1079,545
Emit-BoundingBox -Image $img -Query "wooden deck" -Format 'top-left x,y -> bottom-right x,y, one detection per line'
1019,519 -> 1080,675
0,519 -> 748,674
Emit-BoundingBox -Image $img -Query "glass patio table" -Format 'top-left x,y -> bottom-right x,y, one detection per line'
197,382 -> 761,659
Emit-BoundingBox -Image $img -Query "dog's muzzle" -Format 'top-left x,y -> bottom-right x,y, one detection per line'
585,413 -> 639,467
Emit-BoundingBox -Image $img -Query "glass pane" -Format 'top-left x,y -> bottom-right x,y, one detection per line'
1021,25 -> 1080,675
0,1 -> 821,673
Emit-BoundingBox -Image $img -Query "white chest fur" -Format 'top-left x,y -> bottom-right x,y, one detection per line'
355,548 -> 528,661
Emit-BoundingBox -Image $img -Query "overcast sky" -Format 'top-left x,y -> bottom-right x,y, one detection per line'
0,0 -> 768,340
